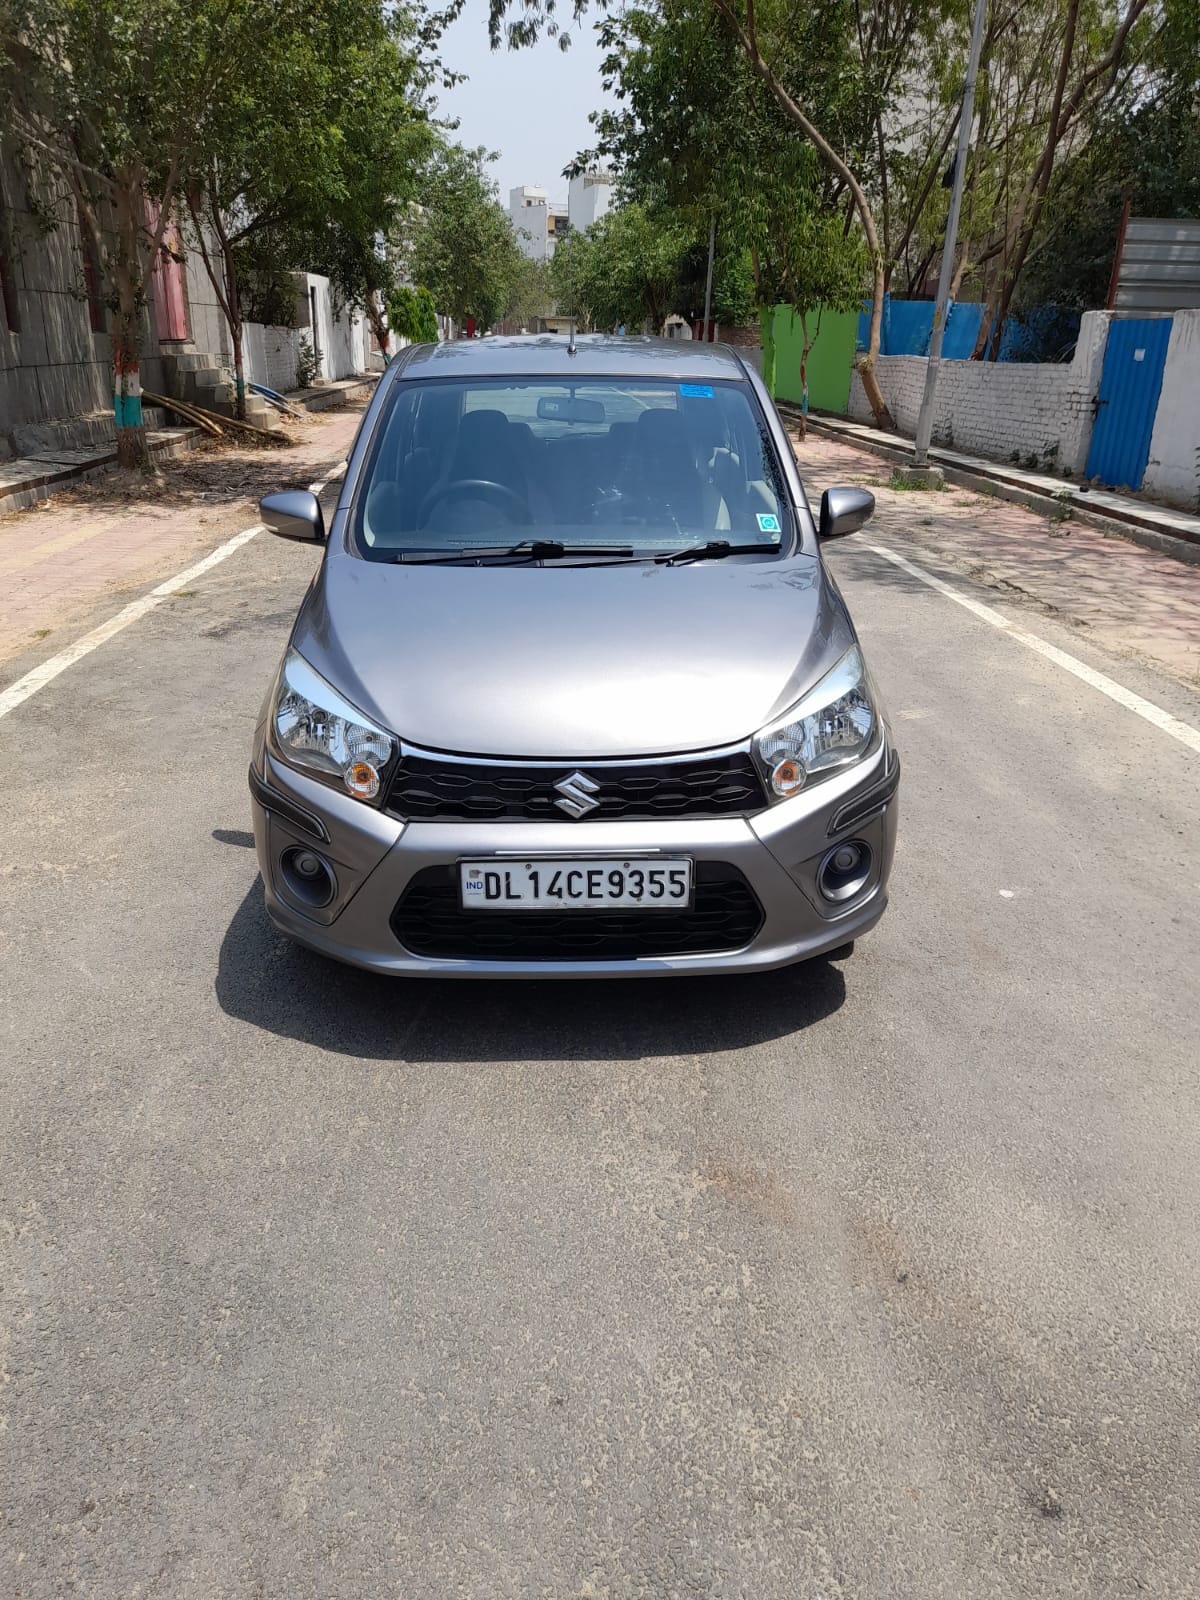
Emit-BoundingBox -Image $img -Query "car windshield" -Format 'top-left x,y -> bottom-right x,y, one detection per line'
352,375 -> 793,559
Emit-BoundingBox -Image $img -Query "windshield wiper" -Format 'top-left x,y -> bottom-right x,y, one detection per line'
394,539 -> 635,564
657,541 -> 780,566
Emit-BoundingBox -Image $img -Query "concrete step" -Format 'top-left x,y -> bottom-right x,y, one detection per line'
182,367 -> 222,394
162,351 -> 221,373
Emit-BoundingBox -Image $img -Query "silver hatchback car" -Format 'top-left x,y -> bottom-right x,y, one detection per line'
250,336 -> 898,977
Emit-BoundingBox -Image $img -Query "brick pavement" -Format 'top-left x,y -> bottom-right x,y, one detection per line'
791,428 -> 1200,689
0,404 -> 365,673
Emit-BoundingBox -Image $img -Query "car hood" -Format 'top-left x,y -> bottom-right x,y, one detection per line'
293,554 -> 853,759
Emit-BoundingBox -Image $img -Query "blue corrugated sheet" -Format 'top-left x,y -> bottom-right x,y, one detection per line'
856,296 -> 1080,362
1084,318 -> 1172,490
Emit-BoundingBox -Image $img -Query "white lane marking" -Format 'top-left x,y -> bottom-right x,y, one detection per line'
0,464 -> 346,724
863,542 -> 1200,757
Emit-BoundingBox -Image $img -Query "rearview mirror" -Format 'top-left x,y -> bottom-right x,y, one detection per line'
260,489 -> 325,543
819,486 -> 874,541
536,395 -> 606,425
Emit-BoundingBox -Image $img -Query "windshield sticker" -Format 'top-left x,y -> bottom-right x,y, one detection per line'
757,513 -> 782,534
679,383 -> 714,398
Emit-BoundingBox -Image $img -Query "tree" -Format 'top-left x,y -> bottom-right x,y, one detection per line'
387,283 -> 439,342
184,0 -> 434,412
588,1 -> 867,404
1016,1 -> 1200,314
399,142 -> 524,330
972,0 -> 1157,356
3,0 -> 279,466
505,253 -> 552,329
489,0 -> 898,428
548,227 -> 596,327
875,0 -> 1168,350
569,203 -> 690,331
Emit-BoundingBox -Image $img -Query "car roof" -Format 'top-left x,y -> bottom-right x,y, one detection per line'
396,334 -> 753,381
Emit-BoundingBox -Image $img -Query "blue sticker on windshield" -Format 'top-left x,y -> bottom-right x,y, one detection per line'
679,383 -> 714,398
757,513 -> 782,534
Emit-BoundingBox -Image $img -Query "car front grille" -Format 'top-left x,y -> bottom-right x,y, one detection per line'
384,750 -> 766,823
391,863 -> 765,962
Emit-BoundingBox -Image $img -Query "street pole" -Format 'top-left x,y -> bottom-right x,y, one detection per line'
912,0 -> 988,467
702,214 -> 716,342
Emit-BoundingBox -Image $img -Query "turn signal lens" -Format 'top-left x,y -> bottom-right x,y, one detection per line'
344,760 -> 381,799
771,757 -> 806,797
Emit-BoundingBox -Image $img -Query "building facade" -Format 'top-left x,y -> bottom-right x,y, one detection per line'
508,186 -> 551,261
567,170 -> 612,234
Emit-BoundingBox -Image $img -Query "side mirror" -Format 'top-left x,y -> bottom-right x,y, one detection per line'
260,490 -> 325,543
819,486 -> 875,541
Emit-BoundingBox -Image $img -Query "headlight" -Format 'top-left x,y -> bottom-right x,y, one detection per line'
752,646 -> 877,801
271,649 -> 395,803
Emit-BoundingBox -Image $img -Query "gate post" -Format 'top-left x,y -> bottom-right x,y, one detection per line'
1066,311 -> 1113,477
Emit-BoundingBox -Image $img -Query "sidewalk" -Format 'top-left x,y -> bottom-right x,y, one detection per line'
802,409 -> 1200,562
0,399 -> 367,678
789,426 -> 1200,690
0,374 -> 377,517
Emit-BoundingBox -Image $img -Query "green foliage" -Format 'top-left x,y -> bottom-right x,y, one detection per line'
673,240 -> 757,326
1015,2 -> 1200,312
388,284 -> 440,342
589,2 -> 868,319
198,0 -> 437,353
505,255 -> 553,328
553,203 -> 691,332
398,142 -> 525,329
295,333 -> 321,389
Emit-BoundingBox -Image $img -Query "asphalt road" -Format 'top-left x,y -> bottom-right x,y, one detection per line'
2,485 -> 1199,1598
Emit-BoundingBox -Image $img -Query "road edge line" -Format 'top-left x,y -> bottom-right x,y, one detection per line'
863,541 -> 1200,756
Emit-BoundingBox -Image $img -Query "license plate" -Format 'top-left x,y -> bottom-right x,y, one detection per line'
459,858 -> 693,911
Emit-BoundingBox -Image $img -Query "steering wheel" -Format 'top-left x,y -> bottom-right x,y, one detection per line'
419,478 -> 532,527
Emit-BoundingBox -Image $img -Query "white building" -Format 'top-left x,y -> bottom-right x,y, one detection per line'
509,185 -> 551,261
567,170 -> 613,234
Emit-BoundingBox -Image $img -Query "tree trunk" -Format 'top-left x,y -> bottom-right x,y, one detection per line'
113,302 -> 147,469
796,307 -> 820,440
367,289 -> 390,357
222,246 -> 246,421
856,246 -> 892,428
112,184 -> 150,470
759,304 -> 777,396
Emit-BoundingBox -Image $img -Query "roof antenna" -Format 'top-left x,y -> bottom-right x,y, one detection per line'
567,317 -> 577,356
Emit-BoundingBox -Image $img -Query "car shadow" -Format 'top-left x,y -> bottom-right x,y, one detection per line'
215,878 -> 847,1063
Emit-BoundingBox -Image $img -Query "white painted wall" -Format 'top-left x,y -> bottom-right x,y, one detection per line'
848,311 -> 1110,474
244,299 -> 369,394
567,171 -> 612,233
1144,309 -> 1200,510
509,186 -> 550,261
243,323 -> 305,393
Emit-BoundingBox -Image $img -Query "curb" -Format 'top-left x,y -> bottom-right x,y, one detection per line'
786,407 -> 1200,569
0,425 -> 206,517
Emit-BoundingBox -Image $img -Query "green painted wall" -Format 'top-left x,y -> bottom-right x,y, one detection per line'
766,305 -> 858,414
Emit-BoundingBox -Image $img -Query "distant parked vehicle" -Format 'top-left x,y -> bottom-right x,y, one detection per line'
250,335 -> 898,977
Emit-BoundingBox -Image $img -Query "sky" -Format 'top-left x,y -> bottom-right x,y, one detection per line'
431,1 -> 614,206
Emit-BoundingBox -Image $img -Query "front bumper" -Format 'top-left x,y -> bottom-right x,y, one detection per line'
248,737 -> 899,978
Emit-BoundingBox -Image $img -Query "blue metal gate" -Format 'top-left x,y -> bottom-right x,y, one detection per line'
1085,318 -> 1172,490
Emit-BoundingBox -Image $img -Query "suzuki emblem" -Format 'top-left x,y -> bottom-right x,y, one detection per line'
553,770 -> 600,819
